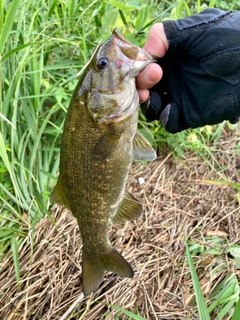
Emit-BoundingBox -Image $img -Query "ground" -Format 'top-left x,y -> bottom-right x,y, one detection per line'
0,124 -> 240,319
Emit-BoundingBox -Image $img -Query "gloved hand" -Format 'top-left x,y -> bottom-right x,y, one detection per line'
141,9 -> 240,133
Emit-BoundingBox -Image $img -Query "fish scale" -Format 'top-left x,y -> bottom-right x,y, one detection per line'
51,29 -> 156,295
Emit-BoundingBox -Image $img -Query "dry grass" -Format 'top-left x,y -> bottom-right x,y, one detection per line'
1,124 -> 240,320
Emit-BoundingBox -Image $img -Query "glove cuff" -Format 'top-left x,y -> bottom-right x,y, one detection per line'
162,9 -> 232,44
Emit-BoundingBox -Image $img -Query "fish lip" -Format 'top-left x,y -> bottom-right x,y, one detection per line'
111,29 -> 153,63
112,28 -> 133,46
111,31 -> 154,76
134,47 -> 153,63
131,59 -> 152,75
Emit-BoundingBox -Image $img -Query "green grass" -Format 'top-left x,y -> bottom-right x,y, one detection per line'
1,0 -> 240,319
185,238 -> 211,320
0,0 -> 101,257
186,237 -> 240,319
0,0 -> 175,259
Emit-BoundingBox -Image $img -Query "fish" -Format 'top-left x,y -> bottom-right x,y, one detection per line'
51,29 -> 156,296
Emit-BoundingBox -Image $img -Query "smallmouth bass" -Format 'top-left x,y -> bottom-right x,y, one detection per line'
51,29 -> 156,296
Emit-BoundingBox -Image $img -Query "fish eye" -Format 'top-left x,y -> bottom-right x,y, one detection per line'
97,56 -> 108,69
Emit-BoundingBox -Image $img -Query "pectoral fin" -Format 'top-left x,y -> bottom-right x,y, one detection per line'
112,191 -> 143,224
50,176 -> 70,210
91,126 -> 122,161
133,131 -> 156,161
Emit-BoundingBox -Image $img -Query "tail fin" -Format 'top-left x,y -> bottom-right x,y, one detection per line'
82,248 -> 133,296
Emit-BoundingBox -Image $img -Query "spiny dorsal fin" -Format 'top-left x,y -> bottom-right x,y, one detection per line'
50,176 -> 70,210
112,191 -> 143,224
133,131 -> 156,161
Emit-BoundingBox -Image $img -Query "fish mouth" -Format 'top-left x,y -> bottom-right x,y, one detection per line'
111,29 -> 153,74
112,29 -> 152,60
90,30 -> 153,122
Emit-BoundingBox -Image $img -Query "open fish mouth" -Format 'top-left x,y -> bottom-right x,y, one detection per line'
112,29 -> 153,62
111,29 -> 153,76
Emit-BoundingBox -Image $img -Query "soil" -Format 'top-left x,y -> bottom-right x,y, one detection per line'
1,124 -> 240,320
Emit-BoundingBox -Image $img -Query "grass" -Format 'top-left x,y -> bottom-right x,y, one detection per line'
0,0 -> 240,319
0,0 -> 96,257
185,238 -> 211,320
187,237 -> 240,319
0,0 -> 175,259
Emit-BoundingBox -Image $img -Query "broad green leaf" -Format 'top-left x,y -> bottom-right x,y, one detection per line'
229,246 -> 240,259
109,0 -> 137,11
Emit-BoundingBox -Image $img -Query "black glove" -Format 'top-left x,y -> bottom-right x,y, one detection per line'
141,9 -> 240,133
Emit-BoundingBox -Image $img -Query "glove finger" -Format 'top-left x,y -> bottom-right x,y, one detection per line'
140,91 -> 163,121
160,103 -> 189,133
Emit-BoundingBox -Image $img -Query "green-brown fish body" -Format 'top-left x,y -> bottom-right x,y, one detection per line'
51,29 -> 156,295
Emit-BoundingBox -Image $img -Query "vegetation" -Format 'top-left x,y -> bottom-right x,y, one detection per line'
1,0 -> 240,319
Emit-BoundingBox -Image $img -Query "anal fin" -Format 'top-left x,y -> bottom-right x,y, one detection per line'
112,191 -> 143,224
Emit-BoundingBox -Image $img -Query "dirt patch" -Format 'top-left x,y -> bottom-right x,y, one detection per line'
1,124 -> 240,319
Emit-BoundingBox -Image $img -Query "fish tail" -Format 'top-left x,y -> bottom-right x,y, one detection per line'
82,248 -> 133,296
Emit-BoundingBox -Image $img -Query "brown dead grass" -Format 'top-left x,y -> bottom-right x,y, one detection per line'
0,124 -> 240,320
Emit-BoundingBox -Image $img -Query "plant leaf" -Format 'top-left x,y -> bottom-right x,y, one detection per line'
0,0 -> 21,55
231,298 -> 240,320
185,239 -> 210,320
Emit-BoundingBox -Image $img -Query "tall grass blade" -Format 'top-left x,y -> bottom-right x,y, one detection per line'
185,239 -> 211,320
0,131 -> 11,172
231,298 -> 240,320
11,236 -> 21,291
106,303 -> 146,320
0,0 -> 21,55
208,274 -> 239,318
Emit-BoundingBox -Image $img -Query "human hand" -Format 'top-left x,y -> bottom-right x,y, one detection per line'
138,9 -> 240,133
136,23 -> 168,103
